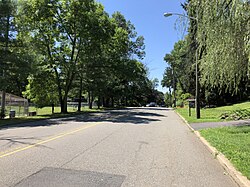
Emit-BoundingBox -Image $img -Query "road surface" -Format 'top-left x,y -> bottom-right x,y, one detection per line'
0,108 -> 238,187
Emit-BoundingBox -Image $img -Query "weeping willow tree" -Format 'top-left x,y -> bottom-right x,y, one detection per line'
186,0 -> 250,95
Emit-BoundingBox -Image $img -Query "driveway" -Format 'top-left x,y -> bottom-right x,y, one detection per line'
190,119 -> 250,130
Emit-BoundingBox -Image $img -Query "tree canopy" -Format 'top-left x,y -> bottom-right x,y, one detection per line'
0,0 -> 162,114
163,0 -> 250,106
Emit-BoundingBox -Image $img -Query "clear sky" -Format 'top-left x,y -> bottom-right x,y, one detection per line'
97,0 -> 186,93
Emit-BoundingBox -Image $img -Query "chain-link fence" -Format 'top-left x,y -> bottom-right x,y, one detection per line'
0,91 -> 29,117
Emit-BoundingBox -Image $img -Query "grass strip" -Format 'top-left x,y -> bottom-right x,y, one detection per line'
176,101 -> 250,123
200,126 -> 250,179
0,107 -> 100,127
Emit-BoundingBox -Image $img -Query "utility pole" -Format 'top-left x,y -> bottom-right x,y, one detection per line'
195,48 -> 200,118
172,67 -> 176,107
164,12 -> 201,119
195,9 -> 200,119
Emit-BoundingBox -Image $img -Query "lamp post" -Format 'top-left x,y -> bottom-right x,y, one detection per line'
164,12 -> 200,119
172,66 -> 176,107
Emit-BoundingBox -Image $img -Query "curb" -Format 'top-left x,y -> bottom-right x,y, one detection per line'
175,111 -> 250,187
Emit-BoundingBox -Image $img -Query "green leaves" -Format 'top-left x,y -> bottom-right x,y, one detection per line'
0,0 -> 33,96
15,0 -> 148,110
188,0 -> 249,93
163,39 -> 194,95
168,0 -> 250,106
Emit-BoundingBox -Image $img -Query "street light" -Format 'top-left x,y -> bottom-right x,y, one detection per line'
164,12 -> 197,21
164,12 -> 200,119
164,13 -> 173,17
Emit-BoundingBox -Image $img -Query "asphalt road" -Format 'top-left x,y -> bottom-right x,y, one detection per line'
0,108 -> 238,187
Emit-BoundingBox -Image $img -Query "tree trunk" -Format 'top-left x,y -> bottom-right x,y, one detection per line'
51,103 -> 54,114
61,95 -> 68,113
91,95 -> 94,108
102,97 -> 105,107
60,96 -> 64,113
97,96 -> 100,109
169,87 -> 172,107
78,78 -> 83,112
111,97 -> 114,108
0,15 -> 10,119
54,69 -> 64,114
0,90 -> 6,119
106,98 -> 110,107
88,91 -> 92,109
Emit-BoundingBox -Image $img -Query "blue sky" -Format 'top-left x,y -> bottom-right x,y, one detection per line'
97,0 -> 186,93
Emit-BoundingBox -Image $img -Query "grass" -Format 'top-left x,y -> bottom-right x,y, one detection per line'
176,101 -> 250,179
200,126 -> 250,179
176,101 -> 250,123
0,106 -> 99,127
28,106 -> 82,115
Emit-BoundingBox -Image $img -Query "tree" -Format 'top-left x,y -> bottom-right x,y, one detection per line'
151,78 -> 159,90
0,0 -> 14,118
81,11 -> 146,108
18,0 -> 109,113
162,39 -> 194,107
23,69 -> 58,114
74,3 -> 114,110
162,67 -> 173,106
0,0 -> 32,118
184,0 -> 250,96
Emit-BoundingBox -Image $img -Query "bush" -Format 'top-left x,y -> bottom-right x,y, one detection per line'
176,100 -> 184,107
220,109 -> 250,120
180,93 -> 192,101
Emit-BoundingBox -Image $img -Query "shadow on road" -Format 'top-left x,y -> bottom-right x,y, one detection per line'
0,108 -> 170,130
0,135 -> 53,149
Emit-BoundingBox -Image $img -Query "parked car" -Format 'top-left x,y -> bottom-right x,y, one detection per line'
146,102 -> 157,107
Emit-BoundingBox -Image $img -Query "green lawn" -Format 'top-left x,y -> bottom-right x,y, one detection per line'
175,102 -> 250,179
176,101 -> 250,123
200,126 -> 250,179
0,106 -> 99,127
28,106 -> 83,115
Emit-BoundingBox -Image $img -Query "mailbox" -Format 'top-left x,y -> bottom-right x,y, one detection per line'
188,100 -> 195,108
187,99 -> 195,116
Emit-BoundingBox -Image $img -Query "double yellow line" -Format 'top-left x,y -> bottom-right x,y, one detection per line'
0,123 -> 99,159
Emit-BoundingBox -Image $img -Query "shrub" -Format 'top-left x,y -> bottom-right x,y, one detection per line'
220,109 -> 250,120
176,100 -> 184,107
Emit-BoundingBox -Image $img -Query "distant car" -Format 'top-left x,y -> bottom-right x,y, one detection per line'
146,102 -> 157,107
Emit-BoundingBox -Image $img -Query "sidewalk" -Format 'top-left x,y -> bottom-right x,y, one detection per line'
190,119 -> 250,130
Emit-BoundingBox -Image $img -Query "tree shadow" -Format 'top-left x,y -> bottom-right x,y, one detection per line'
58,109 -> 168,125
0,135 -> 52,149
0,108 -> 169,130
132,107 -> 173,111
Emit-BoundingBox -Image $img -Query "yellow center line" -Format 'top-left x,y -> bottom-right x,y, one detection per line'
0,123 -> 100,159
